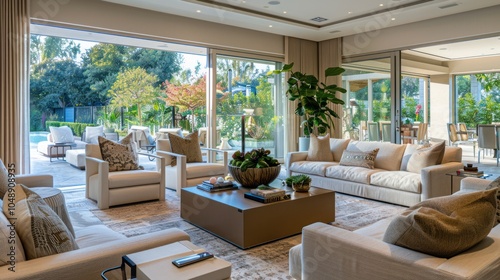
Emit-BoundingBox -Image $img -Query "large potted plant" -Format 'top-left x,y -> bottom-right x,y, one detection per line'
269,63 -> 346,150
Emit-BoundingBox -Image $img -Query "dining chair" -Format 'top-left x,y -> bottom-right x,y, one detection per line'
448,123 -> 476,157
495,126 -> 500,166
477,124 -> 496,163
367,122 -> 381,142
380,121 -> 391,142
416,122 -> 428,144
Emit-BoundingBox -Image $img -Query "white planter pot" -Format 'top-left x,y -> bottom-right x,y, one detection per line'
298,137 -> 310,151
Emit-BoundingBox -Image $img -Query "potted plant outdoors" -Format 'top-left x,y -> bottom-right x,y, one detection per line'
286,174 -> 312,192
228,148 -> 281,188
269,63 -> 346,150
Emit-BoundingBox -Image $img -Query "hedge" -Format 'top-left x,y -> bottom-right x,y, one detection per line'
45,121 -> 97,137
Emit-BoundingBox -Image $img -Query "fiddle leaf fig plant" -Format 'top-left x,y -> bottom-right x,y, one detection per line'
269,62 -> 346,136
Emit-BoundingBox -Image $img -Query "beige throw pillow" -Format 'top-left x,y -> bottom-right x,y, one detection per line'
98,133 -> 142,172
486,176 -> 500,226
2,184 -> 78,260
406,141 -> 445,174
168,131 -> 202,166
339,148 -> 379,169
383,188 -> 497,258
307,134 -> 333,162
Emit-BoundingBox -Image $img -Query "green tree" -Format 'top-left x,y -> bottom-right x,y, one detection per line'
476,73 -> 500,92
108,67 -> 159,125
128,48 -> 182,87
457,93 -> 478,127
30,35 -> 80,65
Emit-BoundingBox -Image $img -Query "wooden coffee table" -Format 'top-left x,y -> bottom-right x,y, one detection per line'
180,182 -> 335,249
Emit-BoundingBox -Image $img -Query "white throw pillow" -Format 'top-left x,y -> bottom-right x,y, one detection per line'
49,126 -> 74,143
85,125 -> 104,144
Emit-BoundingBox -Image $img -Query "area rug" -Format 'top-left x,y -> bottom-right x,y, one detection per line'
62,187 -> 406,279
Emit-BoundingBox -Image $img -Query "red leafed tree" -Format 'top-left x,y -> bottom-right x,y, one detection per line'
162,75 -> 223,129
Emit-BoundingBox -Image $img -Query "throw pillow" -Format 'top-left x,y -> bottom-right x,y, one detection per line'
339,148 -> 379,169
168,131 -> 202,167
486,176 -> 500,226
406,141 -> 445,174
0,199 -> 26,266
0,159 -> 9,198
84,125 -> 104,144
2,184 -> 78,260
306,134 -> 333,162
383,188 -> 497,258
98,133 -> 143,172
49,126 -> 75,143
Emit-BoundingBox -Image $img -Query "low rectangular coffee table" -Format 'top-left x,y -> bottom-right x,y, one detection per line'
181,183 -> 335,249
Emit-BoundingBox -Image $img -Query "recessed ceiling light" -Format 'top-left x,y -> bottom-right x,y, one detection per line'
268,1 -> 280,5
348,11 -> 352,14
269,25 -> 273,28
196,10 -> 201,13
283,11 -> 287,14
379,4 -> 384,7
391,18 -> 395,21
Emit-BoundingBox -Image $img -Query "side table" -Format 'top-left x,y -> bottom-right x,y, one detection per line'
101,241 -> 231,280
49,142 -> 76,162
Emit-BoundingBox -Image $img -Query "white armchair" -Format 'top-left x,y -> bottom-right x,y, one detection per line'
155,139 -> 228,195
85,144 -> 166,209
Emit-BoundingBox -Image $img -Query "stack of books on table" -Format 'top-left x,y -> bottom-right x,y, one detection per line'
459,169 -> 485,177
197,180 -> 238,192
244,185 -> 291,203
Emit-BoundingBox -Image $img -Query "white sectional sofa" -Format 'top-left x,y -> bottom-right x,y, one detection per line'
289,178 -> 500,280
286,139 -> 463,207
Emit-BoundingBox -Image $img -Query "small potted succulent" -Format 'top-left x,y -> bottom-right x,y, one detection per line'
229,148 -> 281,188
286,174 -> 312,192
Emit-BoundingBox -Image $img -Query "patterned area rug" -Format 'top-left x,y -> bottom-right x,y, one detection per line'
62,187 -> 406,279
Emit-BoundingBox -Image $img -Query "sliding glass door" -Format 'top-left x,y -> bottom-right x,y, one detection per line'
342,52 -> 401,143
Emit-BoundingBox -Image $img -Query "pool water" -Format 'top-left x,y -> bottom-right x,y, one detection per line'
30,132 -> 48,144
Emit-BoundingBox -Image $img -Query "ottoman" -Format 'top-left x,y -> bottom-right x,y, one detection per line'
66,149 -> 86,169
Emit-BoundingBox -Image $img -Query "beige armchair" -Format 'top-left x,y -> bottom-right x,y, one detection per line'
85,144 -> 166,209
155,139 -> 228,195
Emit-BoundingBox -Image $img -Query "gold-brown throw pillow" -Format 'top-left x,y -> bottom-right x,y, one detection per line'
168,131 -> 202,166
98,133 -> 142,172
406,141 -> 445,174
306,134 -> 333,162
383,188 -> 497,258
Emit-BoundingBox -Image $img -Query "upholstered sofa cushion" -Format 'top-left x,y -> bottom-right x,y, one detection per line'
339,148 -> 379,169
84,125 -> 104,144
103,170 -> 162,189
168,131 -> 202,166
49,126 -> 75,143
346,141 -> 406,171
0,200 -> 26,266
75,225 -> 126,248
407,141 -> 445,174
383,188 -> 497,258
0,159 -> 9,198
2,184 -> 78,260
98,133 -> 142,172
370,171 -> 421,193
290,161 -> 338,177
307,134 -> 333,162
325,165 -> 383,185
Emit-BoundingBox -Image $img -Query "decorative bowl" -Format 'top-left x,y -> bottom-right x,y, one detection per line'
228,164 -> 281,189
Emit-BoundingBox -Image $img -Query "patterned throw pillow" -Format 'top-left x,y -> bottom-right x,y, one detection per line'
0,199 -> 26,266
2,184 -> 78,260
339,148 -> 379,169
306,134 -> 333,162
0,159 -> 9,198
167,131 -> 202,167
49,126 -> 75,143
383,188 -> 497,258
98,133 -> 142,172
407,141 -> 445,174
486,176 -> 500,226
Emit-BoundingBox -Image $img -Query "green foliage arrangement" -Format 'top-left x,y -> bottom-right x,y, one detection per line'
269,62 -> 346,136
285,174 -> 311,186
229,148 -> 280,171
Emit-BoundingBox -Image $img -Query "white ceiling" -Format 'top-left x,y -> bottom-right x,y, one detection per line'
103,0 -> 500,42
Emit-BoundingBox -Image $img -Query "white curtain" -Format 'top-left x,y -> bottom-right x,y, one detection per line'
0,0 -> 30,173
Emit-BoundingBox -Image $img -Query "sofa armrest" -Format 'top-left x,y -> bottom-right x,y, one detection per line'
285,152 -> 308,176
3,228 -> 190,280
156,150 -> 187,195
459,177 -> 492,192
16,174 -> 53,188
300,222 -> 447,280
420,161 -> 463,200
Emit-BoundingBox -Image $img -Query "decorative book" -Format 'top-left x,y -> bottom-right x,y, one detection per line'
244,192 -> 291,203
197,184 -> 238,192
250,185 -> 286,198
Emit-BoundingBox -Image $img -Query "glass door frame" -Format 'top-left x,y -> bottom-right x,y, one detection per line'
342,51 -> 402,143
207,49 -> 285,159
